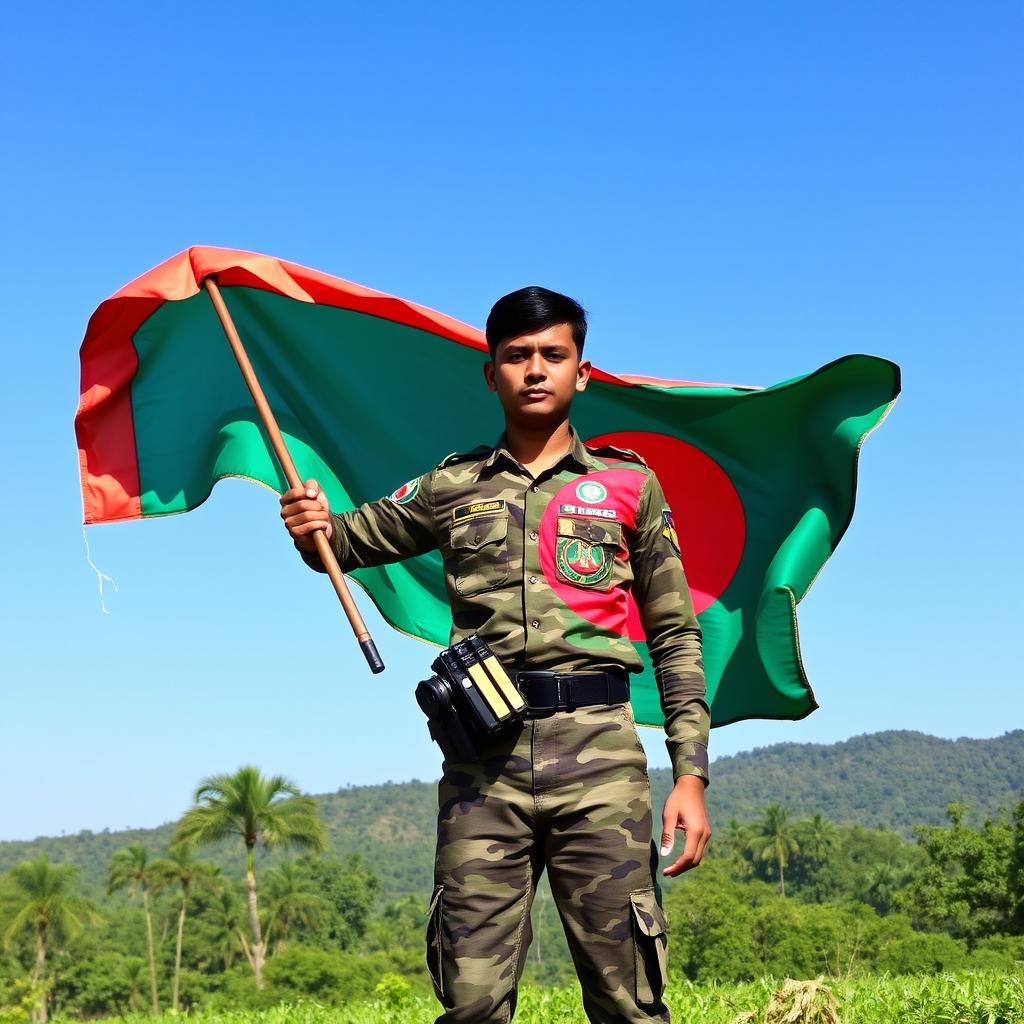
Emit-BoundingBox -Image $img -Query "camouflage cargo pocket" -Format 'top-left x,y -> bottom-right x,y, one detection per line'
451,512 -> 510,596
629,887 -> 668,1005
425,883 -> 445,998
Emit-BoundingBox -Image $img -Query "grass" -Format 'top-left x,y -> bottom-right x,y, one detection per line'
46,971 -> 1024,1024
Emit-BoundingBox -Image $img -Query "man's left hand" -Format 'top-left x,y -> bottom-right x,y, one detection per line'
660,775 -> 711,877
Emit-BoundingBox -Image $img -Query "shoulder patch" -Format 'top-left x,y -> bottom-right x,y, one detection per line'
661,508 -> 680,554
436,444 -> 493,469
585,441 -> 648,466
388,478 -> 421,504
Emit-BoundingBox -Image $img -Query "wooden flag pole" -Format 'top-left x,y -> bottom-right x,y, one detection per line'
203,277 -> 385,674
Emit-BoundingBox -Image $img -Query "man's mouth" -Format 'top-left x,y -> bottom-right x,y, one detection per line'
522,388 -> 551,399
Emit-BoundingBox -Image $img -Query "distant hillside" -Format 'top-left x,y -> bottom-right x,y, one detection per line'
705,729 -> 1024,830
1,730 -> 1020,901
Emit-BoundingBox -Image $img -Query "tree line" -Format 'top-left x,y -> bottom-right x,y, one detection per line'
0,767 -> 360,1022
1,769 -> 1022,1020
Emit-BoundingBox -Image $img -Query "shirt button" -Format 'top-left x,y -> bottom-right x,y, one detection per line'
529,530 -> 538,541
530,485 -> 538,492
529,575 -> 538,585
531,619 -> 540,629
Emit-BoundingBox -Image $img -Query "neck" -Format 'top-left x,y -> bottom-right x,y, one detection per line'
504,418 -> 573,474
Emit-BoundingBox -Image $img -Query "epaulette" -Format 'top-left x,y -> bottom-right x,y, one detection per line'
436,444 -> 494,469
585,441 -> 648,466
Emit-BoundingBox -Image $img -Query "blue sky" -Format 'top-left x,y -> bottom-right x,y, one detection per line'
1,3 -> 1020,842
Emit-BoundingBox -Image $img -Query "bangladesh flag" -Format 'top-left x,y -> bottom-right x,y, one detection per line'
76,246 -> 900,728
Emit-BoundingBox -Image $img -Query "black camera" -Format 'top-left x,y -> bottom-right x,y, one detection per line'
415,635 -> 527,763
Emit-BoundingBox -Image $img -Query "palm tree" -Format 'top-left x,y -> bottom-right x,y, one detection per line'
2,856 -> 99,1024
861,860 -> 908,915
748,804 -> 800,897
122,957 -> 149,1013
261,862 -> 326,954
204,884 -> 245,972
151,844 -> 218,1012
794,813 -> 840,899
721,819 -> 754,859
173,766 -> 327,989
797,813 -> 839,864
107,843 -> 161,1013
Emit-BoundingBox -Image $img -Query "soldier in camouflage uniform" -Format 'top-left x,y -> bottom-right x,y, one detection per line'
281,286 -> 711,1023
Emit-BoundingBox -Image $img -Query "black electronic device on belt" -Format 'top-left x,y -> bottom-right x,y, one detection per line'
415,635 -> 527,763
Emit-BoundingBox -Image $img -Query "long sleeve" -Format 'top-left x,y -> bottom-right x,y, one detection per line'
630,471 -> 711,785
297,470 -> 438,572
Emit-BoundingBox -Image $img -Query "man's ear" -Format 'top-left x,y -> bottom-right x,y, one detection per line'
575,359 -> 592,393
482,359 -> 497,392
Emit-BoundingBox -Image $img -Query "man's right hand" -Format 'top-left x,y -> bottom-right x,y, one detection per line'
280,478 -> 333,552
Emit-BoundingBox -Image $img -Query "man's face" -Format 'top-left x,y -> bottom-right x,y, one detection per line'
483,323 -> 591,426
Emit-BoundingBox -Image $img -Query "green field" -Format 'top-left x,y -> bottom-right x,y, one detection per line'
29,973 -> 1022,1024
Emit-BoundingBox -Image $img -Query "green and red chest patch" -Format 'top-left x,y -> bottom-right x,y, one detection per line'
555,533 -> 613,587
539,468 -> 648,633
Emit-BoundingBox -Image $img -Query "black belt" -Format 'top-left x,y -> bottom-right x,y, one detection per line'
514,667 -> 629,716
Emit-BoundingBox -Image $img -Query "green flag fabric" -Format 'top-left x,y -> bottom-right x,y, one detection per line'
76,246 -> 900,728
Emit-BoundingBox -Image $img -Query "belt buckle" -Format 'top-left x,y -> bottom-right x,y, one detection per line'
522,673 -> 558,718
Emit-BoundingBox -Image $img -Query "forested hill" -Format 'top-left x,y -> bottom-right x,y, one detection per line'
1,729 -> 1020,900
705,729 -> 1024,828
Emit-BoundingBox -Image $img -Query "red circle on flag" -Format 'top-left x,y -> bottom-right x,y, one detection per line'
586,431 -> 745,634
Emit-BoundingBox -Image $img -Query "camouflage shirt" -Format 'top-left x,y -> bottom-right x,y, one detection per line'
299,425 -> 710,784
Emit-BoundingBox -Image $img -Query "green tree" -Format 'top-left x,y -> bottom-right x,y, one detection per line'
859,860 -> 909,915
791,814 -> 840,901
151,845 -> 218,1012
718,819 -> 753,860
261,945 -> 396,1006
747,804 -> 801,897
204,886 -> 245,972
106,843 -> 161,1014
260,862 -> 326,955
173,766 -> 327,990
898,803 -> 1014,940
299,855 -> 379,952
0,977 -> 44,1024
122,957 -> 149,1013
1,857 -> 99,1024
1009,799 -> 1024,934
797,814 -> 839,863
664,863 -> 762,981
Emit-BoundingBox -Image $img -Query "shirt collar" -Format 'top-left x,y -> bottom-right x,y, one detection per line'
483,424 -> 601,472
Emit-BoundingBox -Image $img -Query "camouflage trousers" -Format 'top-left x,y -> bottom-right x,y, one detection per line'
426,700 -> 671,1023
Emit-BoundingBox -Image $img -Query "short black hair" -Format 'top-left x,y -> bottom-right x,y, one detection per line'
485,286 -> 588,359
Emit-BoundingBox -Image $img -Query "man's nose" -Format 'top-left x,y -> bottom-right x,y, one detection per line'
525,354 -> 546,379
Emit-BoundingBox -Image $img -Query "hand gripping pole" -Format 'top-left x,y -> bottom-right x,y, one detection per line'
204,277 -> 385,674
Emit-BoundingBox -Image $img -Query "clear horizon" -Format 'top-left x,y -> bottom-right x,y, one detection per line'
2,726 -> 1018,844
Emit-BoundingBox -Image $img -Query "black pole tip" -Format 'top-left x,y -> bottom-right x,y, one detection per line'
360,638 -> 386,674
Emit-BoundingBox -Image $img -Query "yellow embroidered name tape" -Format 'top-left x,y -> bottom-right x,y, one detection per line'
452,499 -> 506,525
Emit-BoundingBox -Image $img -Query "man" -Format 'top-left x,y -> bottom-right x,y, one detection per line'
280,286 -> 711,1023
